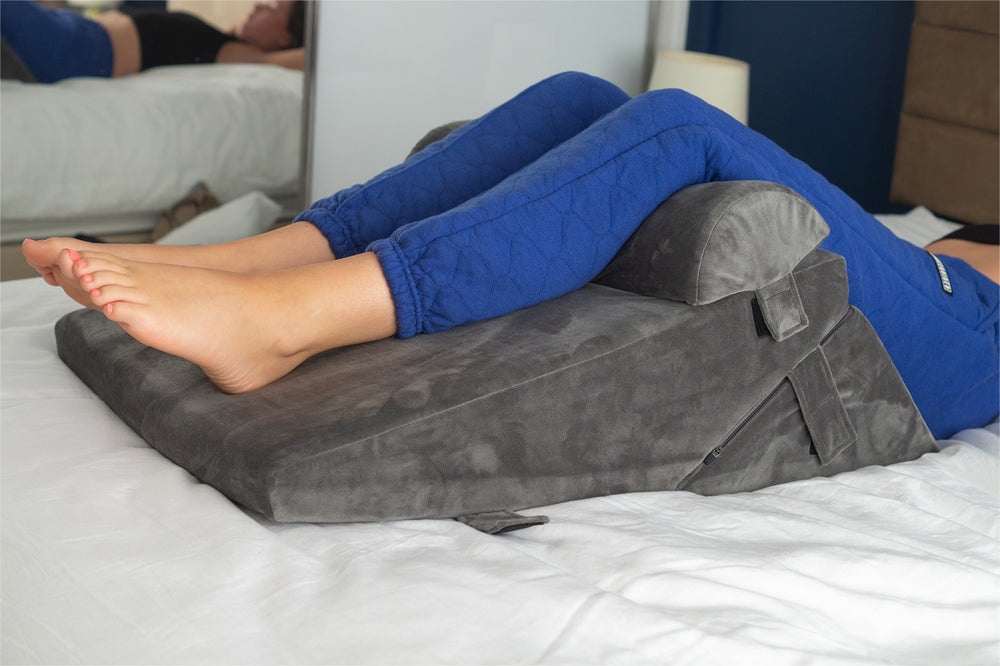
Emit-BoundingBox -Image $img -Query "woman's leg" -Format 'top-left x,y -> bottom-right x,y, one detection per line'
1,1 -> 113,83
295,71 -> 631,256
362,86 -> 997,438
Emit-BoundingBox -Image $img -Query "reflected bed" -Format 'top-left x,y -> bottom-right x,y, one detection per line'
0,63 -> 302,242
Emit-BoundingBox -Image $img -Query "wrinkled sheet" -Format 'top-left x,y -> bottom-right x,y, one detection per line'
2,210 -> 998,665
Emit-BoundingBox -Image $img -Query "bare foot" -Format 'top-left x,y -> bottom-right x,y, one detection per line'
21,222 -> 335,302
21,241 -> 159,310
14,241 -> 100,309
23,236 -> 187,282
22,238 -> 87,287
22,237 -> 209,309
70,250 -> 396,393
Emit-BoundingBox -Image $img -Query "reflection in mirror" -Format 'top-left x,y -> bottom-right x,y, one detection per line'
0,0 -> 313,280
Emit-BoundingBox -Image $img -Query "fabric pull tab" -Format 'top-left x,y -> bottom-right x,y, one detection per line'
927,251 -> 953,295
754,274 -> 809,342
456,510 -> 550,535
787,347 -> 857,464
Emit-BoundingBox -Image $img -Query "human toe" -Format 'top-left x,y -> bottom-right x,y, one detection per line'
86,280 -> 139,308
71,252 -> 127,278
56,248 -> 81,277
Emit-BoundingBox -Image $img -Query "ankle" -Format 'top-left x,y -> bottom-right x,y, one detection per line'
267,253 -> 397,359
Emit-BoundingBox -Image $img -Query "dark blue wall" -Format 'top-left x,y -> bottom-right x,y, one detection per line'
687,1 -> 914,213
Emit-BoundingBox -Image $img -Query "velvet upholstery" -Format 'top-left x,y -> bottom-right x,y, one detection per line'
596,180 -> 828,306
55,182 -> 936,528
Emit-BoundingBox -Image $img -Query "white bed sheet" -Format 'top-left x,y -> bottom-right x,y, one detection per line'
1,64 -> 302,240
2,210 -> 997,665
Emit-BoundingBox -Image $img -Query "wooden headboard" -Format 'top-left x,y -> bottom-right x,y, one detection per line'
890,1 -> 998,225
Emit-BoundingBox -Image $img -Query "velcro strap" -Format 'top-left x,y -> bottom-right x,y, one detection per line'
754,274 -> 808,341
456,510 -> 550,534
787,347 -> 857,464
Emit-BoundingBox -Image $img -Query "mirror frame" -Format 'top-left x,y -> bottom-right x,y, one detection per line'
297,0 -> 321,212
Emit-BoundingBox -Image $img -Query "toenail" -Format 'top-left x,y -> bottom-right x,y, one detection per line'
82,274 -> 93,284
68,249 -> 80,260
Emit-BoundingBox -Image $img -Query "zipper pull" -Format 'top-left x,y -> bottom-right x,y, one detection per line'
703,445 -> 725,465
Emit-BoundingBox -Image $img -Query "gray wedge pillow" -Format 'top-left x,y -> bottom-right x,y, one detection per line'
55,180 -> 935,533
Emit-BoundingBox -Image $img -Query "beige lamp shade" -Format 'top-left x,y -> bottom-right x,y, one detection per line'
647,50 -> 750,124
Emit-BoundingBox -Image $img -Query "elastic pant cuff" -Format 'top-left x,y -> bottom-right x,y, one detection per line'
294,207 -> 363,258
369,238 -> 422,339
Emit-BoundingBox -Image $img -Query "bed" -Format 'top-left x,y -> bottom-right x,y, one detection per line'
0,63 -> 303,243
2,203 -> 996,665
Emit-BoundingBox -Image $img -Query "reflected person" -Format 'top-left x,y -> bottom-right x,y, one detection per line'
1,0 -> 306,83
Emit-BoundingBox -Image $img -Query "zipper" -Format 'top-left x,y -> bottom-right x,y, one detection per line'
700,308 -> 852,466
702,381 -> 783,465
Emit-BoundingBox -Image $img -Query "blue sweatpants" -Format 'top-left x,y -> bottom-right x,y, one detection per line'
297,72 -> 999,439
1,0 -> 113,83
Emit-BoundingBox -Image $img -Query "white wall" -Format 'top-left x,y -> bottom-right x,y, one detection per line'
307,0 -> 655,201
655,0 -> 689,54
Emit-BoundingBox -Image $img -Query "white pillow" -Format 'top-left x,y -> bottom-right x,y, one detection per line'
155,191 -> 282,246
875,206 -> 962,248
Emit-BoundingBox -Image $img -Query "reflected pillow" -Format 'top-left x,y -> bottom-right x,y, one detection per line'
155,191 -> 282,246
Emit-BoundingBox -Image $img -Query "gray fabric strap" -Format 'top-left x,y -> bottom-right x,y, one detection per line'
788,347 -> 857,464
456,511 -> 550,534
755,274 -> 809,342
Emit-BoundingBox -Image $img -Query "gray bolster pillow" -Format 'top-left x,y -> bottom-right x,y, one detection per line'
596,179 -> 829,305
